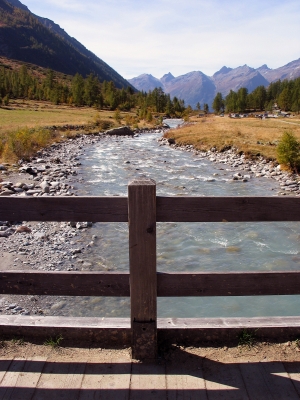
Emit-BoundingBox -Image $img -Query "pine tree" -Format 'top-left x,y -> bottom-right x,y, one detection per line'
212,93 -> 224,114
72,73 -> 85,106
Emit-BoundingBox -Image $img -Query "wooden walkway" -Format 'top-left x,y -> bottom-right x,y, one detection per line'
1,346 -> 300,399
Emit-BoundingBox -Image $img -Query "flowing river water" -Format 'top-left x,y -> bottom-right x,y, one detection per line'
56,119 -> 300,319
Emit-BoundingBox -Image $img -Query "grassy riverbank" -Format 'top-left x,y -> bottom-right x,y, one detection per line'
0,100 -> 158,163
164,115 -> 300,161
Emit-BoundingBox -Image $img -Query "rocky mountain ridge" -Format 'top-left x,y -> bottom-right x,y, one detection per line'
129,59 -> 300,109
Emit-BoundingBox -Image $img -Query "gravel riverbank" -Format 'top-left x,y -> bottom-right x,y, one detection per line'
158,136 -> 300,196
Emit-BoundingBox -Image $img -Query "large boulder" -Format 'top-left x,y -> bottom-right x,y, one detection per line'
104,126 -> 134,136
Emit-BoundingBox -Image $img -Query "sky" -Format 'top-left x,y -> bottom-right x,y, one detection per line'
20,0 -> 300,80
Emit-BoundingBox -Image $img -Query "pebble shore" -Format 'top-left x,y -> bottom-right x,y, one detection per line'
158,137 -> 300,195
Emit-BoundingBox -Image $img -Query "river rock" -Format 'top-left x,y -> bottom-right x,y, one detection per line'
26,190 -> 41,196
14,182 -> 25,188
15,226 -> 32,234
40,181 -> 50,193
50,182 -> 60,189
105,126 -> 134,136
0,190 -> 15,196
76,222 -> 92,229
0,229 -> 14,237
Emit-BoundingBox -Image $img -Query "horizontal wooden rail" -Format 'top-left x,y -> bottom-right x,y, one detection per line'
2,196 -> 300,222
157,272 -> 300,296
2,271 -> 300,297
0,197 -> 128,222
156,196 -> 300,222
1,316 -> 300,344
0,271 -> 130,296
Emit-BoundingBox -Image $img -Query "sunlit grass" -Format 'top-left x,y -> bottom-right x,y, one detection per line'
0,100 -> 161,163
164,115 -> 300,161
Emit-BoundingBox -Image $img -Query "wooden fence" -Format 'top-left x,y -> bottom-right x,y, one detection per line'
1,178 -> 300,359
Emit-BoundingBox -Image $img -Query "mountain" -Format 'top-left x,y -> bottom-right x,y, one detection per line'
0,0 -> 134,89
129,59 -> 300,109
4,0 -> 28,11
257,58 -> 300,82
212,65 -> 270,96
160,72 -> 175,87
163,71 -> 216,109
129,74 -> 162,92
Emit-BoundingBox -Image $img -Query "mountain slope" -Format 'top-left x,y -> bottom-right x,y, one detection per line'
258,58 -> 300,82
0,0 -> 133,89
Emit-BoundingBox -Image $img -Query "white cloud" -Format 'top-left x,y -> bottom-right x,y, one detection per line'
23,0 -> 300,78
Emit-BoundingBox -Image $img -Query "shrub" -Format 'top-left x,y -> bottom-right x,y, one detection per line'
1,127 -> 53,161
3,95 -> 9,106
277,131 -> 300,171
114,109 -> 122,124
146,110 -> 153,122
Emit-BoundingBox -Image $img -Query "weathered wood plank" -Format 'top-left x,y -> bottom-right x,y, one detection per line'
2,271 -> 300,298
158,317 -> 300,329
241,361 -> 300,400
0,316 -> 131,345
283,362 -> 300,397
130,363 -> 167,400
166,357 -> 207,399
10,357 -> 47,400
80,358 -> 131,399
0,359 -> 13,385
1,316 -> 300,344
156,196 -> 300,222
157,271 -> 300,296
202,358 -> 250,399
129,178 -> 157,359
35,357 -> 86,399
158,317 -> 300,344
0,197 -> 128,222
0,358 -> 26,400
3,196 -> 300,223
0,271 -> 130,296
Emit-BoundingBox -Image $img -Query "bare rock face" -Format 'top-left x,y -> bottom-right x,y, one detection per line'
105,127 -> 134,136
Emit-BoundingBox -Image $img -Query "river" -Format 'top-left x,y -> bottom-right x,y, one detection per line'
56,120 -> 300,319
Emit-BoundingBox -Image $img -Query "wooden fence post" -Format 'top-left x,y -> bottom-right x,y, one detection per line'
128,178 -> 157,360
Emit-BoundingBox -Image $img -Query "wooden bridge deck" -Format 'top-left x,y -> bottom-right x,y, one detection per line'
1,344 -> 300,399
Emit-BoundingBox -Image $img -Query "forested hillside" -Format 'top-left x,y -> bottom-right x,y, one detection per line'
0,0 -> 133,89
0,59 -> 186,117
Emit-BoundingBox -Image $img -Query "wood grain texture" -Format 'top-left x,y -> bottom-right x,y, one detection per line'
0,197 -> 128,222
1,316 -> 300,345
156,196 -> 300,222
128,178 -> 157,359
2,271 -> 300,297
3,195 -> 300,223
157,271 -> 300,296
0,316 -> 131,345
158,317 -> 300,344
0,271 -> 130,296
